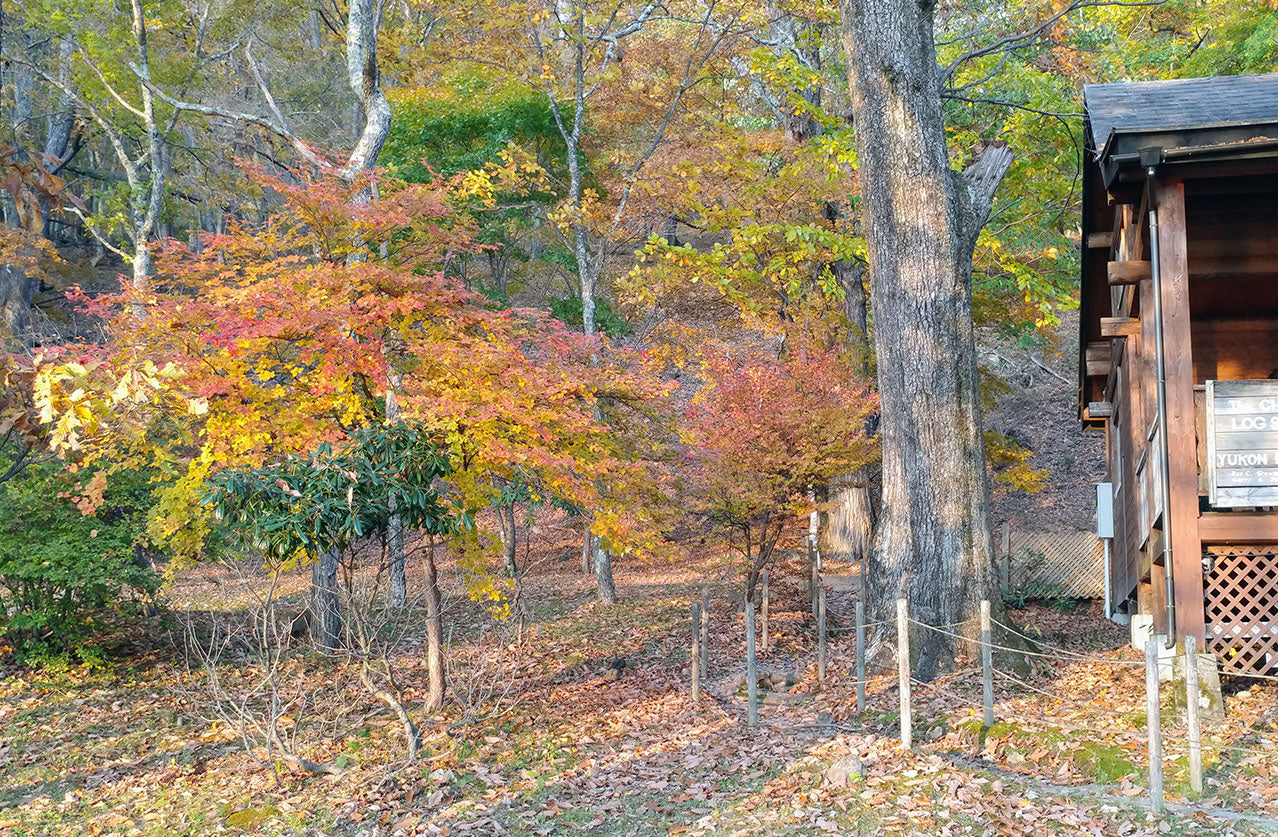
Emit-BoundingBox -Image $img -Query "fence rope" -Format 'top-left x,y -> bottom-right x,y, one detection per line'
989,615 -> 1145,667
907,617 -> 1142,668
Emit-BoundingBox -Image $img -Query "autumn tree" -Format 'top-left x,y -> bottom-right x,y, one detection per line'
419,0 -> 745,602
34,166 -> 668,673
681,347 -> 877,601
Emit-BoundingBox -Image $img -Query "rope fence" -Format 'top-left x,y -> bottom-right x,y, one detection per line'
686,587 -> 1263,816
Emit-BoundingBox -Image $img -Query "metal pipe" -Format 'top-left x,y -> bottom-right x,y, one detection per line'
1146,166 -> 1177,650
1103,538 -> 1112,620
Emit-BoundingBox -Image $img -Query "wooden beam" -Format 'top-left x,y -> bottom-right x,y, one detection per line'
1108,260 -> 1152,285
1198,512 -> 1278,543
1154,176 -> 1205,645
1101,316 -> 1141,338
1087,231 -> 1114,249
1085,342 -> 1113,364
1088,401 -> 1114,419
1086,360 -> 1112,378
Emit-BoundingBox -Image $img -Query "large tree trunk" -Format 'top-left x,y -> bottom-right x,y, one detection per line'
310,548 -> 343,651
838,0 -> 1013,679
423,535 -> 446,713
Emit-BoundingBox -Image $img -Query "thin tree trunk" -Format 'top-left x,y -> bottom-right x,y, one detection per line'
423,534 -> 446,712
310,548 -> 342,651
387,502 -> 406,607
384,369 -> 406,608
581,526 -> 592,574
498,501 -> 517,576
592,534 -> 617,605
838,0 -> 1014,679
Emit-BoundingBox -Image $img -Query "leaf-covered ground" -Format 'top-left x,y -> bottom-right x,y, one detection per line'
3,546 -> 1278,836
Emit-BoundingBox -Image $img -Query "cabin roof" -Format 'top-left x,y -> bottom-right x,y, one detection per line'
1085,73 -> 1278,156
1077,74 -> 1278,426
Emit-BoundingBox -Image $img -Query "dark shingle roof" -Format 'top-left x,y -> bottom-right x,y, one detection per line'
1084,73 -> 1278,153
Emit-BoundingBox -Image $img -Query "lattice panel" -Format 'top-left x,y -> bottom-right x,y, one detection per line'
1007,531 -> 1106,599
1205,547 -> 1278,674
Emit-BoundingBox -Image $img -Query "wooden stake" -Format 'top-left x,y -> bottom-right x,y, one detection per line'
746,601 -> 758,727
1145,638 -> 1164,814
855,600 -> 866,712
691,602 -> 702,701
810,537 -> 820,620
981,600 -> 994,727
761,570 -> 770,655
817,587 -> 827,686
700,587 -> 711,676
1186,634 -> 1203,795
897,598 -> 911,749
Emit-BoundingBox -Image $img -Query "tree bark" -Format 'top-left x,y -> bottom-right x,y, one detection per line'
423,534 -> 446,713
387,501 -> 406,608
310,548 -> 343,651
342,0 -> 392,178
497,501 -> 518,576
838,0 -> 1013,679
591,533 -> 617,605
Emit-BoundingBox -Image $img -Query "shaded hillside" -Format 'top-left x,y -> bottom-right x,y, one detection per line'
983,309 -> 1107,533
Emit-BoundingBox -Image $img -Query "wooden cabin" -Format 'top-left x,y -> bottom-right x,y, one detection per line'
1079,73 -> 1278,673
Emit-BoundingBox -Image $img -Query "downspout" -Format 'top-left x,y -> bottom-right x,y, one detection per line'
1144,151 -> 1177,649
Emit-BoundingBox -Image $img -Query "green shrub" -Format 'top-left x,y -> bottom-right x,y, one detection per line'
548,295 -> 631,339
0,459 -> 159,662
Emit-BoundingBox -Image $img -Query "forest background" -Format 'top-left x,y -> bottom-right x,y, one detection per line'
2,0 -> 1278,834
0,0 -> 1277,783
3,0 -> 1277,667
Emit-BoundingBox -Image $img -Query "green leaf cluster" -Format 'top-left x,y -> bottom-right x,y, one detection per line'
0,459 -> 159,663
548,295 -> 631,339
383,79 -> 566,181
204,424 -> 457,564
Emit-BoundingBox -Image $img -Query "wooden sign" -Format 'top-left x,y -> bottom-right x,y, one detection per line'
1206,379 -> 1278,508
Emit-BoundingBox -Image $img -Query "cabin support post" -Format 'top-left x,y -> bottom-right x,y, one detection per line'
1152,175 -> 1205,646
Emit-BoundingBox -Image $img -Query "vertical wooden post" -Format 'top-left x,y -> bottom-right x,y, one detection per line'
690,602 -> 702,701
810,544 -> 820,621
980,600 -> 994,727
1153,176 -> 1205,644
700,588 -> 711,676
855,600 -> 866,712
808,486 -> 820,620
1185,634 -> 1203,795
761,571 -> 770,655
817,587 -> 827,686
1145,638 -> 1164,814
897,598 -> 911,749
746,601 -> 758,727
